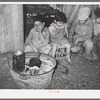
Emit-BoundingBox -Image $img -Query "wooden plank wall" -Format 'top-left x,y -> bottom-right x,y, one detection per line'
0,4 -> 24,53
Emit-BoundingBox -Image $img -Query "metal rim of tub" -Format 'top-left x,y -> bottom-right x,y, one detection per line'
8,53 -> 56,77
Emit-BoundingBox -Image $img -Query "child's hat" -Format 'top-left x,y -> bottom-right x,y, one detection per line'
78,7 -> 91,20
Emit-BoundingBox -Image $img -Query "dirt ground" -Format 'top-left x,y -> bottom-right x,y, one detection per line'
0,52 -> 100,89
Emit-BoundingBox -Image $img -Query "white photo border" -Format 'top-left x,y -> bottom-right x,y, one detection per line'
0,1 -> 100,99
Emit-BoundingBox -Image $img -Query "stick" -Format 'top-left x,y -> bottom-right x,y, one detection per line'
67,5 -> 80,28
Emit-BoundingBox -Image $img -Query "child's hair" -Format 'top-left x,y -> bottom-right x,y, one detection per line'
94,7 -> 100,18
34,14 -> 54,27
55,11 -> 67,23
34,14 -> 46,23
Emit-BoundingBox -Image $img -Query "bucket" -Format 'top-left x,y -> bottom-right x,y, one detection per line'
8,52 -> 56,89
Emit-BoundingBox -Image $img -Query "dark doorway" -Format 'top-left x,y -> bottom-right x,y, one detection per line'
23,4 -> 60,42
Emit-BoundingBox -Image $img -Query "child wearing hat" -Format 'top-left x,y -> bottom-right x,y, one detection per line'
92,7 -> 100,60
24,15 -> 52,55
70,7 -> 93,60
49,12 -> 71,63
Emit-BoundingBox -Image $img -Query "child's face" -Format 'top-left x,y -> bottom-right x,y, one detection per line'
34,21 -> 45,32
55,21 -> 64,27
96,17 -> 100,24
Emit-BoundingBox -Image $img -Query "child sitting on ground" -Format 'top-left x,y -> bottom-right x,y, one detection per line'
24,15 -> 52,55
70,7 -> 93,60
49,12 -> 72,63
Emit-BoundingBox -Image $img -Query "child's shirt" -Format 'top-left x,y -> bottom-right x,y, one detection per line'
93,20 -> 100,37
25,27 -> 50,48
70,19 -> 93,39
49,22 -> 68,42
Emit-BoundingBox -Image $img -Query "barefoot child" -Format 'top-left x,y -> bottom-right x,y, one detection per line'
70,7 -> 93,60
49,12 -> 71,63
24,15 -> 52,55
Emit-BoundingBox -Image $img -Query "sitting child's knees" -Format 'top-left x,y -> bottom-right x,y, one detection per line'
65,43 -> 71,49
52,43 -> 58,47
84,40 -> 93,50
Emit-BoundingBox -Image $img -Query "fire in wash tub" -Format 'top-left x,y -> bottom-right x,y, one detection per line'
12,51 -> 54,75
25,56 -> 54,75
8,52 -> 56,89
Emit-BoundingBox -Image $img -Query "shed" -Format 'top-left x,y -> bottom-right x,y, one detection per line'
0,4 -> 98,53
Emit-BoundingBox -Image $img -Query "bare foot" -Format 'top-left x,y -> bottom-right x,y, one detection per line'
65,57 -> 72,64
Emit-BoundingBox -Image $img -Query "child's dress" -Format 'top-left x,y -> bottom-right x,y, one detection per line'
49,22 -> 69,46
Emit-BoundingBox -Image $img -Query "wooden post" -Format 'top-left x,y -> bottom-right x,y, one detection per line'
0,5 -> 12,53
67,5 -> 80,29
0,4 -> 24,53
10,4 -> 24,52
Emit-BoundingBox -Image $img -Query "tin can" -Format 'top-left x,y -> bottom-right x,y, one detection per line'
13,50 -> 25,72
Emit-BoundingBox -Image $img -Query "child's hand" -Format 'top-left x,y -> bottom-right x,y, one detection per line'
74,38 -> 82,45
